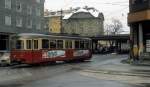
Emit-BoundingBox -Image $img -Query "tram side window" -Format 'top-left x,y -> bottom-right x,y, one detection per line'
26,40 -> 32,49
42,39 -> 49,49
57,40 -> 63,49
34,40 -> 38,49
84,41 -> 89,49
65,40 -> 72,48
16,40 -> 24,49
75,41 -> 80,49
80,41 -> 84,49
50,40 -> 56,49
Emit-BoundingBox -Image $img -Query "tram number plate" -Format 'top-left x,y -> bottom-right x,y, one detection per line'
42,50 -> 65,58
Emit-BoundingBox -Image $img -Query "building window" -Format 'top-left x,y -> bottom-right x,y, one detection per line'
36,0 -> 41,3
27,19 -> 32,28
5,16 -> 11,26
27,6 -> 32,15
36,22 -> 41,30
16,17 -> 22,27
16,0 -> 22,12
5,0 -> 11,9
36,8 -> 41,16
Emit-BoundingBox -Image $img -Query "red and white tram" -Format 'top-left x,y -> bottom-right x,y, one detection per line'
10,33 -> 92,64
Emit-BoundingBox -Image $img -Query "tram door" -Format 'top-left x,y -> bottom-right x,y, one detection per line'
0,35 -> 9,51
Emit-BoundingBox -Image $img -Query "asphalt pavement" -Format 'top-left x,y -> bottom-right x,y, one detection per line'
0,54 -> 150,87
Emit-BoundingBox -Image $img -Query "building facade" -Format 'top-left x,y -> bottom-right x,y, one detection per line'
44,9 -> 72,34
128,0 -> 150,60
44,16 -> 61,33
63,9 -> 104,37
0,0 -> 45,51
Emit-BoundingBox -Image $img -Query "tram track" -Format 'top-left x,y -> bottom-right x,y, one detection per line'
66,63 -> 150,78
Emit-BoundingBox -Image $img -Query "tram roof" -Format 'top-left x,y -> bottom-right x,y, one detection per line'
14,33 -> 91,40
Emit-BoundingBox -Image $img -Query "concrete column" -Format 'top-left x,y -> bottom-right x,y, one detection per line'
133,25 -> 138,59
138,23 -> 144,56
130,26 -> 134,59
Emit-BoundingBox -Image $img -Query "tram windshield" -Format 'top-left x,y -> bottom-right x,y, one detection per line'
16,40 -> 24,49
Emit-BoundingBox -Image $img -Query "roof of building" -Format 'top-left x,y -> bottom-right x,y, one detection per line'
63,8 -> 103,19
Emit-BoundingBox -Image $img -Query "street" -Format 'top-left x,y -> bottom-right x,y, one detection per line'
0,54 -> 150,87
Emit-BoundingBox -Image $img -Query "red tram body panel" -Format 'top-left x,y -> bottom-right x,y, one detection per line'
10,49 -> 92,64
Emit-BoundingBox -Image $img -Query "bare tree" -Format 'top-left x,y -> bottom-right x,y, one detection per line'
105,18 -> 123,47
105,18 -> 123,35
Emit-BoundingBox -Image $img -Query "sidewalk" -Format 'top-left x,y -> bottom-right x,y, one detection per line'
77,57 -> 150,86
85,58 -> 150,77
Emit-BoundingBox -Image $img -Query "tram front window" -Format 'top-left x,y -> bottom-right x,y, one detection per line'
16,40 -> 24,49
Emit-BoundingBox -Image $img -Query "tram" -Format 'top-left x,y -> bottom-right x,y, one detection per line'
10,33 -> 92,64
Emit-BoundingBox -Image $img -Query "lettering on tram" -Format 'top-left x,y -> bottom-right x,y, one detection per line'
42,50 -> 66,58
74,50 -> 90,57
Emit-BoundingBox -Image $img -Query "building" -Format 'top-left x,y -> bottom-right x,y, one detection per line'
44,8 -> 75,34
49,16 -> 61,33
63,8 -> 104,37
0,0 -> 45,51
44,16 -> 61,33
128,0 -> 150,60
44,6 -> 104,36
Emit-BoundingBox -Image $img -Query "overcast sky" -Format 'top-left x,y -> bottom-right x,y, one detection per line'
44,0 -> 129,33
